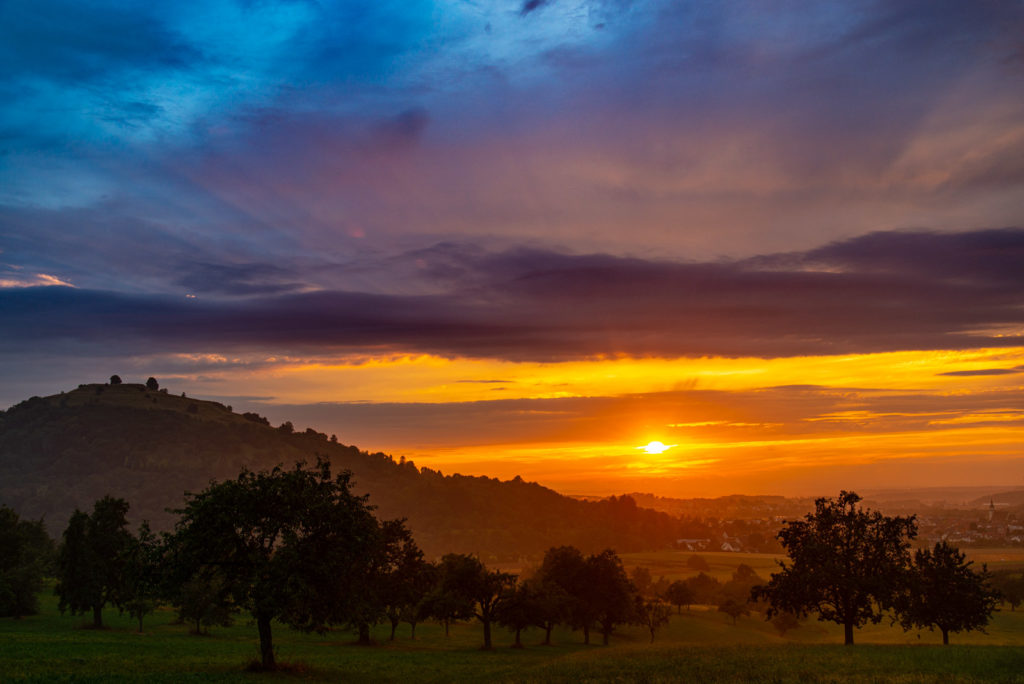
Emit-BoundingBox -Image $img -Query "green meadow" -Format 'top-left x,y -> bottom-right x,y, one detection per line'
3,552 -> 1023,683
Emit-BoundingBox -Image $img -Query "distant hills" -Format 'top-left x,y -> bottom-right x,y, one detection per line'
0,382 -> 686,559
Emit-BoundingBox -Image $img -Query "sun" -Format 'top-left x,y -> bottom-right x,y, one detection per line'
639,441 -> 673,454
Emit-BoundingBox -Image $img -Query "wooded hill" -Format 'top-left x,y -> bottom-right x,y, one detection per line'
0,382 -> 684,559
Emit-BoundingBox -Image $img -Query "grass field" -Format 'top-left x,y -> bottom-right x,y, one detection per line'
3,552 -> 1023,683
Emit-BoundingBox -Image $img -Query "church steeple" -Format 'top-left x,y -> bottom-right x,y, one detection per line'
989,498 -> 995,522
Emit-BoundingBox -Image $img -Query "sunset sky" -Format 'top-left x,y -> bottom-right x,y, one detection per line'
2,1 -> 1023,497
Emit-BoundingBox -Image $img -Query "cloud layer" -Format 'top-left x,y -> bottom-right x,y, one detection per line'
3,228 -> 1022,362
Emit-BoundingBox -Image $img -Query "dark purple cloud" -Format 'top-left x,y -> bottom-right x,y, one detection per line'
3,228 -> 1022,361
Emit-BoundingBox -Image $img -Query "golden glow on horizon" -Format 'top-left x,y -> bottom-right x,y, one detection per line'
174,346 -> 1024,405
160,345 -> 1024,497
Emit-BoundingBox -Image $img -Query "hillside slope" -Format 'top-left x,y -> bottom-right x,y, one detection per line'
0,383 -> 682,558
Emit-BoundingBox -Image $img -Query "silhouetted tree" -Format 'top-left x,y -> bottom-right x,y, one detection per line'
496,581 -> 539,648
55,496 -> 132,628
433,553 -> 515,649
718,597 -> 750,625
119,521 -> 162,632
992,573 -> 1022,611
536,546 -> 593,643
166,459 -> 382,670
584,549 -> 635,645
0,506 -> 53,618
145,377 -> 159,391
109,375 -> 122,385
754,491 -> 917,645
379,523 -> 433,641
634,596 -> 671,643
663,580 -> 695,614
896,541 -> 999,645
685,572 -> 722,605
175,571 -> 234,635
630,566 -> 653,596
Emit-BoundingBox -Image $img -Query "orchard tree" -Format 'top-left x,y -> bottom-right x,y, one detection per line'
536,546 -> 593,643
433,553 -> 515,650
634,597 -> 672,643
496,581 -> 540,648
663,580 -> 695,614
166,458 -> 383,670
896,541 -> 999,645
754,491 -> 917,645
584,549 -> 636,646
378,523 -> 434,641
119,522 -> 163,632
55,496 -> 132,628
176,571 -> 234,635
717,597 -> 750,625
0,506 -> 53,618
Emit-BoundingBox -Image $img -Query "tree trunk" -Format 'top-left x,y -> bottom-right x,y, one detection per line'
482,618 -> 493,650
583,624 -> 590,645
543,623 -> 552,645
194,617 -> 201,635
257,614 -> 275,670
942,628 -> 949,645
357,622 -> 371,645
443,618 -> 450,637
602,628 -> 610,646
513,627 -> 523,648
649,627 -> 655,644
138,614 -> 144,633
389,618 -> 398,641
410,621 -> 417,639
92,604 -> 103,629
843,621 -> 854,645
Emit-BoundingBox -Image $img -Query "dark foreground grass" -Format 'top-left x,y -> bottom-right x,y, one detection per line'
2,592 -> 1023,683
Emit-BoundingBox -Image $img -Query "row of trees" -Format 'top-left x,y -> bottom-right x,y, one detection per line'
756,491 -> 1000,645
4,480 -> 1009,667
46,459 -> 683,669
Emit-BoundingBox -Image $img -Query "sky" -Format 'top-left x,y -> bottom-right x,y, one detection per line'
2,0 -> 1023,498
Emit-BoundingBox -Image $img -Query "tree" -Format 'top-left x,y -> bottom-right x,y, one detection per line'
685,572 -> 722,605
526,576 -> 572,645
583,549 -> 636,646
754,491 -> 916,645
175,571 -> 234,635
896,541 -> 999,645
717,598 -> 750,625
630,566 -> 653,596
663,580 -> 695,614
496,581 -> 540,648
55,496 -> 132,628
634,596 -> 672,643
166,459 -> 382,670
433,553 -> 515,649
145,377 -> 159,391
378,523 -> 433,641
992,572 -> 1022,611
0,506 -> 53,618
536,546 -> 591,643
119,521 -> 163,632
109,375 -> 122,385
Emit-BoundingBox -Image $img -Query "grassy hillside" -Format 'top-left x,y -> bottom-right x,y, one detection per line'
2,584 -> 1022,683
0,383 -> 684,558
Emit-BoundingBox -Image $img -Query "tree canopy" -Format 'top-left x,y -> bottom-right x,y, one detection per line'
166,458 -> 383,669
0,505 -> 53,618
55,496 -> 132,628
897,541 -> 999,644
754,490 -> 917,645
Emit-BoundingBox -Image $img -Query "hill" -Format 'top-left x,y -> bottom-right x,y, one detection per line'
0,382 -> 683,559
